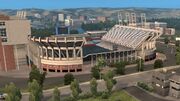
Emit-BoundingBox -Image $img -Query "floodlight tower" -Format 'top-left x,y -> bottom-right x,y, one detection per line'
125,12 -> 130,25
118,12 -> 123,25
130,13 -> 137,26
141,13 -> 146,28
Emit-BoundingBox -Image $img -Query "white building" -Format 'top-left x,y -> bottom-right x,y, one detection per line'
58,13 -> 64,22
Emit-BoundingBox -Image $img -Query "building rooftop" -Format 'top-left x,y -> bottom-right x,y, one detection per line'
170,74 -> 180,83
102,25 -> 161,49
83,45 -> 110,57
153,69 -> 176,79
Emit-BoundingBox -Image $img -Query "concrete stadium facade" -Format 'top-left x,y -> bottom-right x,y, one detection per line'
29,35 -> 85,72
29,25 -> 162,73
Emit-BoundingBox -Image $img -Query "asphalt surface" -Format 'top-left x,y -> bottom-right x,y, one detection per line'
125,86 -> 173,101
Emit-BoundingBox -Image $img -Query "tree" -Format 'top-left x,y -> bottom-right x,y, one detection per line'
28,79 -> 42,101
90,78 -> 98,96
29,65 -> 46,86
176,41 -> 180,47
64,73 -> 75,85
49,87 -> 60,101
154,59 -> 163,69
115,61 -> 126,75
70,79 -> 82,99
106,79 -> 114,93
136,59 -> 144,71
103,71 -> 116,94
97,57 -> 106,69
70,30 -> 79,34
97,57 -> 106,79
91,65 -> 100,79
4,83 -> 21,101
176,52 -> 180,65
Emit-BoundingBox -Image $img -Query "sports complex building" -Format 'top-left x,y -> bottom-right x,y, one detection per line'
29,25 -> 163,72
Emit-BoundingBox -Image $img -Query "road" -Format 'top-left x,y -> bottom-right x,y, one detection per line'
22,65 -> 180,101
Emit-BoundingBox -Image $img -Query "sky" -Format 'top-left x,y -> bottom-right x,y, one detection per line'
0,0 -> 180,9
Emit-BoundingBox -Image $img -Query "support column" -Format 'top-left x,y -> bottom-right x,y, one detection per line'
15,45 -> 20,70
2,45 -> 7,72
91,55 -> 93,67
110,52 -> 112,63
52,48 -> 54,60
114,52 -> 116,62
73,48 -> 76,59
59,49 -> 61,60
126,51 -> 128,61
27,44 -> 31,69
46,48 -> 48,59
40,47 -> 43,58
66,48 -> 69,60
37,46 -> 40,69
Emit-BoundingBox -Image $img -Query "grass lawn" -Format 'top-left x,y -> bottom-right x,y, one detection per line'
78,90 -> 138,101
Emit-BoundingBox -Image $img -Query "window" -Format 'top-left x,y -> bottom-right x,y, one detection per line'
2,38 -> 7,42
0,28 -> 7,37
0,22 -> 5,26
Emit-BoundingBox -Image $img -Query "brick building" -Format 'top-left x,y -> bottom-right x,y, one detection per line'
0,14 -> 31,72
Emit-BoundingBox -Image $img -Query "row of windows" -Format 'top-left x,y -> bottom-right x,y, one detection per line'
0,22 -> 5,26
0,28 -> 7,37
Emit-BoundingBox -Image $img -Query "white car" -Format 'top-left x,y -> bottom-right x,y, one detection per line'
0,93 -> 7,100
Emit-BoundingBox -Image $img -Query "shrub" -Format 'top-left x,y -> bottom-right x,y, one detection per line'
101,91 -> 109,99
64,73 -> 75,85
79,92 -> 93,99
115,61 -> 126,75
137,82 -> 153,92
154,59 -> 163,69
91,66 -> 100,79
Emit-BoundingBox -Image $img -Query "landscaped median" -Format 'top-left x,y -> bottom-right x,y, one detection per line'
78,90 -> 138,101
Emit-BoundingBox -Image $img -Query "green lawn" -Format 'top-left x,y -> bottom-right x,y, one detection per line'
78,90 -> 138,101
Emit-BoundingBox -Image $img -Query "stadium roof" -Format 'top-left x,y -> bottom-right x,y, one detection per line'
102,25 -> 161,49
83,45 -> 110,57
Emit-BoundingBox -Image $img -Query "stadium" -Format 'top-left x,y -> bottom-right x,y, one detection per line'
29,24 -> 162,73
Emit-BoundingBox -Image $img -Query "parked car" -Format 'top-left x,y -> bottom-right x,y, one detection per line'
0,93 -> 7,100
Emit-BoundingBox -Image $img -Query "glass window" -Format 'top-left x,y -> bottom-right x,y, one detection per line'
2,38 -> 7,42
0,22 -> 5,26
0,28 -> 7,37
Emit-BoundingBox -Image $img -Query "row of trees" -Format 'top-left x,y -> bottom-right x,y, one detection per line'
91,57 -> 164,79
2,56 -> 164,101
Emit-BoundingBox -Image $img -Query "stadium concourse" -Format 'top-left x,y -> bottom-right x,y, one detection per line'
29,25 -> 162,73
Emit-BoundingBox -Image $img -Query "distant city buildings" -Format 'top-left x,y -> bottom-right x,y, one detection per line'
58,13 -> 65,22
97,16 -> 107,22
145,22 -> 175,35
0,14 -> 31,72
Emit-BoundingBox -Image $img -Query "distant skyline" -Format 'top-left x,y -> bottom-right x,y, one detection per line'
0,0 -> 180,9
